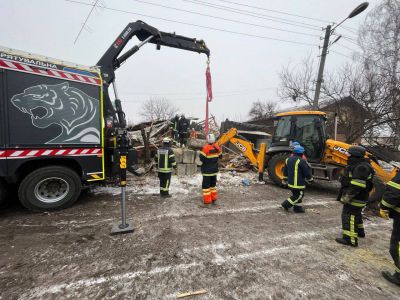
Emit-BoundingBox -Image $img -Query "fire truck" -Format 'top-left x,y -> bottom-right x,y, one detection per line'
0,20 -> 210,211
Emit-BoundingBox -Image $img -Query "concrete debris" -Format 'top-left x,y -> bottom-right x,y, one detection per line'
220,154 -> 253,172
241,178 -> 252,186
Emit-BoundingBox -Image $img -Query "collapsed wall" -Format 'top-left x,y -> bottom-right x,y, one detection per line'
172,148 -> 201,176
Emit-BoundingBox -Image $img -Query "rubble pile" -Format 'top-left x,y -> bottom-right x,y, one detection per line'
219,153 -> 253,172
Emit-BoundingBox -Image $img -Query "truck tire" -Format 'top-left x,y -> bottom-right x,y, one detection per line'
267,153 -> 290,186
18,166 -> 81,212
367,177 -> 385,212
0,180 -> 8,208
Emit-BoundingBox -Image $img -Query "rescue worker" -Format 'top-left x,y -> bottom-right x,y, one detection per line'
335,145 -> 374,247
290,141 -> 307,160
171,114 -> 180,141
178,114 -> 190,147
281,145 -> 313,213
199,133 -> 222,207
155,137 -> 177,198
380,169 -> 400,286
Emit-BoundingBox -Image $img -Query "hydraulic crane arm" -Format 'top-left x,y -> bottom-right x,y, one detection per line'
97,20 -> 210,85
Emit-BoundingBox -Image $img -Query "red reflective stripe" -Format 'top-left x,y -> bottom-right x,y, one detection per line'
2,148 -> 102,158
0,59 -> 101,86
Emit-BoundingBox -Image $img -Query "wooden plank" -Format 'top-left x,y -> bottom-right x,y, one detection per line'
176,289 -> 207,298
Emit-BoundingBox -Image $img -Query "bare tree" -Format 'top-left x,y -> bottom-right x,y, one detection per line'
140,97 -> 179,122
278,55 -> 318,107
277,1 -> 400,145
248,100 -> 279,120
358,0 -> 400,148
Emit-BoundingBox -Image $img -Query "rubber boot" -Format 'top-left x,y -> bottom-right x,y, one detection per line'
281,200 -> 291,211
160,193 -> 172,198
382,271 -> 400,287
358,228 -> 365,238
293,205 -> 305,213
335,237 -> 358,247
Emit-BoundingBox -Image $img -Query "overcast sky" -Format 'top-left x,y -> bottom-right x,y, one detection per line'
0,0 -> 379,124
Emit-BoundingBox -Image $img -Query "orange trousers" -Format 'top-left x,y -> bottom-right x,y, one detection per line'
202,175 -> 217,204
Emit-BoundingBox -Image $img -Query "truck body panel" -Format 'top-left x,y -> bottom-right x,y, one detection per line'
0,48 -> 105,184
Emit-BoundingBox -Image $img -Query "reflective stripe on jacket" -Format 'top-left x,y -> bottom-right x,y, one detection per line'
155,147 -> 176,173
381,171 -> 400,215
283,155 -> 311,190
340,158 -> 374,206
200,143 -> 222,176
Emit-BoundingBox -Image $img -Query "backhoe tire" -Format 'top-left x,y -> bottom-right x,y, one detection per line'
267,153 -> 290,186
18,166 -> 81,212
367,177 -> 385,212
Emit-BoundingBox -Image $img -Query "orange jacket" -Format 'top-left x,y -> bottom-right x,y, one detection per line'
200,143 -> 222,175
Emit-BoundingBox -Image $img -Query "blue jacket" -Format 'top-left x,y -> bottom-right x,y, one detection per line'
283,155 -> 312,190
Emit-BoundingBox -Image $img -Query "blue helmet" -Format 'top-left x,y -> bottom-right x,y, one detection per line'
292,141 -> 300,147
293,145 -> 305,154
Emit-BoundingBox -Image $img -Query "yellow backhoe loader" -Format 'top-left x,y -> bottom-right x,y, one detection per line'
265,111 -> 399,202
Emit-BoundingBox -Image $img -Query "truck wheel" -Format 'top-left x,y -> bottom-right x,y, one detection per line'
367,177 -> 385,212
267,153 -> 290,186
0,180 -> 8,208
18,166 -> 81,212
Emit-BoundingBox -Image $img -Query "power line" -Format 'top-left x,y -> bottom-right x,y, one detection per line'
181,0 -> 323,31
330,50 -> 353,59
340,35 -> 359,46
74,0 -> 99,44
66,0 -> 318,47
121,87 -> 275,96
131,0 -> 319,38
337,42 -> 359,53
215,0 -> 331,24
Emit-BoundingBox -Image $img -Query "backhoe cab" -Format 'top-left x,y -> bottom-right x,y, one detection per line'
266,111 -> 398,203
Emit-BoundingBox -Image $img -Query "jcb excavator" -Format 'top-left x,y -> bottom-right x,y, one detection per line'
216,128 -> 266,181
266,111 -> 399,202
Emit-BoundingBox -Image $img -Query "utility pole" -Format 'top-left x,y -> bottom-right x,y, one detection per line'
313,25 -> 331,110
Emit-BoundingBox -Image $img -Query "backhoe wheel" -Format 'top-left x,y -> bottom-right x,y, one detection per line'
367,177 -> 385,211
267,153 -> 290,186
18,166 -> 81,212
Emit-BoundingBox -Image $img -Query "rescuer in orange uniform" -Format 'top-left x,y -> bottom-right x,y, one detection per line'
199,133 -> 222,207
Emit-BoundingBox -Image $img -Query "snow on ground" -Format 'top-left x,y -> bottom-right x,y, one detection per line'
89,171 -> 259,196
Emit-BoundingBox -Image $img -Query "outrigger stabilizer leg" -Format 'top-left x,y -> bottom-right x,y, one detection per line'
111,80 -> 134,235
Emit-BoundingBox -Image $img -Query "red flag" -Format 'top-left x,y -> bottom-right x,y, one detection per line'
206,65 -> 213,102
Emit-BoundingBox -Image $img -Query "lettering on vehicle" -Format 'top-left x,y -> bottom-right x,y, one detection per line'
333,145 -> 349,155
122,27 -> 132,39
234,141 -> 247,153
114,27 -> 132,48
0,52 -> 58,69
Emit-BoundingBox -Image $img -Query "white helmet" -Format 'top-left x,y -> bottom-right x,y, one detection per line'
163,137 -> 171,145
206,133 -> 216,144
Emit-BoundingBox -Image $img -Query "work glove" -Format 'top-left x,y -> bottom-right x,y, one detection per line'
379,209 -> 390,220
281,180 -> 288,187
340,194 -> 350,204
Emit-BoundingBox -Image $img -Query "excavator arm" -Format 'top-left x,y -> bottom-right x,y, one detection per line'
217,128 -> 266,181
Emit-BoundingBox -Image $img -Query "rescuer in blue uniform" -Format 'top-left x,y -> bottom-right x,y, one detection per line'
380,169 -> 400,287
335,145 -> 374,247
281,145 -> 313,213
